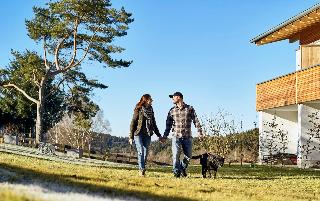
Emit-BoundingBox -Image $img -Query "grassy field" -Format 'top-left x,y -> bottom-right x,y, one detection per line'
1,152 -> 320,201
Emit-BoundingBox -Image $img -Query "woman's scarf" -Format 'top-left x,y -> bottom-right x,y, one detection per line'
141,106 -> 154,134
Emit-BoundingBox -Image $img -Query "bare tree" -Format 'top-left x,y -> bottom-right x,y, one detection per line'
47,114 -> 90,151
47,111 -> 111,156
200,109 -> 241,157
89,109 -> 111,155
298,112 -> 320,167
260,115 -> 288,165
90,109 -> 112,134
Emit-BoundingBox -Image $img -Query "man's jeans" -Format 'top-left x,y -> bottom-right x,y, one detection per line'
134,134 -> 151,170
172,136 -> 192,175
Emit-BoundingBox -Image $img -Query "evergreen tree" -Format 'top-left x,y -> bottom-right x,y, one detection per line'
1,0 -> 133,142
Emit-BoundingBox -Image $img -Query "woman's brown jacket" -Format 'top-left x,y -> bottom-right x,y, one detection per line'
129,107 -> 161,139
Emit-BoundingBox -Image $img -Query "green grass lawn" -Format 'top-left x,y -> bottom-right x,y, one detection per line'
1,152 -> 320,201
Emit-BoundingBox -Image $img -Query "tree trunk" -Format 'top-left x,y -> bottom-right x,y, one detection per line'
35,78 -> 46,144
35,103 -> 43,144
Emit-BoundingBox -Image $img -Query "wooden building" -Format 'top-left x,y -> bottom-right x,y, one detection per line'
251,3 -> 320,168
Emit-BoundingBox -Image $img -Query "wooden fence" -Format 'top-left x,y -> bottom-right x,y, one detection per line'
0,134 -> 36,147
105,153 -> 138,164
0,135 -> 170,166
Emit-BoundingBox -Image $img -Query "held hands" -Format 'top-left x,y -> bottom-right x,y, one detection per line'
129,138 -> 133,145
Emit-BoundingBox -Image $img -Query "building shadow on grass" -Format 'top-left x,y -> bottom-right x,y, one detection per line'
0,163 -> 196,201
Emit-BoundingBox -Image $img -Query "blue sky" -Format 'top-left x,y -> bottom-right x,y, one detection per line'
1,1 -> 319,138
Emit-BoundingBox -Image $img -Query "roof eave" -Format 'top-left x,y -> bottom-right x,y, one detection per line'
250,3 -> 320,44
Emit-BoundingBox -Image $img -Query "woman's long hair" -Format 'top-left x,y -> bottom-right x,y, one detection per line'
135,94 -> 151,111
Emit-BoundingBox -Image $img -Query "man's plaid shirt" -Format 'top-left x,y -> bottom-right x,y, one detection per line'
164,103 -> 203,138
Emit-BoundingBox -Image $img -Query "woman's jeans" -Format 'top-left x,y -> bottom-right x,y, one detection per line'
134,134 -> 151,170
172,136 -> 192,175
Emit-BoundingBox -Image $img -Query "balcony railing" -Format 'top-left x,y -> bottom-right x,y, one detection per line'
256,65 -> 320,111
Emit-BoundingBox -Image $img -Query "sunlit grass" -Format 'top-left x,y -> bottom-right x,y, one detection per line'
1,152 -> 320,201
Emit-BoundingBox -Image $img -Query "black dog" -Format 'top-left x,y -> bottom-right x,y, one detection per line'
192,153 -> 225,178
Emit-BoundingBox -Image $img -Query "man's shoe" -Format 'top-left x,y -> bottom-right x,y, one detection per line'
181,169 -> 187,177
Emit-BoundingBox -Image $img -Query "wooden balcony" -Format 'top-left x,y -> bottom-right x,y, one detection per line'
256,65 -> 320,111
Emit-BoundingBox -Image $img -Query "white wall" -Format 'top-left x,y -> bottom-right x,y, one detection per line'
258,111 -> 298,163
297,104 -> 320,168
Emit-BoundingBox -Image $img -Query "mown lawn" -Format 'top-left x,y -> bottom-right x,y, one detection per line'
0,152 -> 320,201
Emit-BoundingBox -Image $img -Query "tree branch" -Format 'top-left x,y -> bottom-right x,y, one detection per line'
54,33 -> 71,71
72,38 -> 93,67
43,37 -> 50,71
51,33 -> 96,77
72,31 -> 98,68
44,76 -> 67,99
3,83 -> 39,104
66,19 -> 79,69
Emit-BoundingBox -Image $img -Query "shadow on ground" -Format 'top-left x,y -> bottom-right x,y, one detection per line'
85,162 -> 320,180
0,163 -> 196,201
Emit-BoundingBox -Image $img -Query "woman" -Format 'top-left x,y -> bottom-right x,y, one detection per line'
129,94 -> 162,176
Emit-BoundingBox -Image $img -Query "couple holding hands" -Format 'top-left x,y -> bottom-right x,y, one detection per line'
129,92 -> 204,177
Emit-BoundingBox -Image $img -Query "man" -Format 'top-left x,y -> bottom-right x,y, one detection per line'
162,92 -> 204,178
